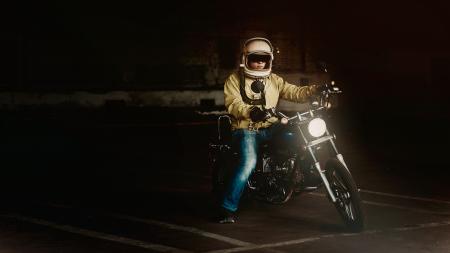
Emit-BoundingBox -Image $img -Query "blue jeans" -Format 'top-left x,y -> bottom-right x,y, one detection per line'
221,126 -> 277,212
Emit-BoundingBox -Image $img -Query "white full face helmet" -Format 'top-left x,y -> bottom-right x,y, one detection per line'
241,37 -> 274,78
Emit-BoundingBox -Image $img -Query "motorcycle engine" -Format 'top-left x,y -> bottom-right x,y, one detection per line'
248,127 -> 303,204
262,154 -> 294,173
253,153 -> 299,204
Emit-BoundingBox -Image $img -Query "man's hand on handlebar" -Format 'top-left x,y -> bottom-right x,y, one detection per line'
313,84 -> 328,95
250,107 -> 270,122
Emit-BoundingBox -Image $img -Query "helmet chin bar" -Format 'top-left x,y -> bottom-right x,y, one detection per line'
243,67 -> 271,78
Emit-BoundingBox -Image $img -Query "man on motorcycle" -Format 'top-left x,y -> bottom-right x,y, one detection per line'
218,37 -> 326,223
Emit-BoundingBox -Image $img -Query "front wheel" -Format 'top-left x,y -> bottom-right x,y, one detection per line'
325,158 -> 364,232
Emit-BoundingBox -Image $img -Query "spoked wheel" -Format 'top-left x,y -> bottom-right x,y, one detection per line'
325,158 -> 364,232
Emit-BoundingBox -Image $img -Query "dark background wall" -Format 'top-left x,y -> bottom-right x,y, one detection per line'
6,1 -> 450,119
1,0 -> 450,176
6,1 -> 450,89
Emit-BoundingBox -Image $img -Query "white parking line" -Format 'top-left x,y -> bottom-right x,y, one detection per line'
48,203 -> 253,247
362,200 -> 450,216
110,214 -> 288,253
309,192 -> 450,216
15,208 -> 447,253
46,203 -> 286,253
205,237 -> 322,253
43,187 -> 450,253
360,189 -> 450,205
110,213 -> 253,246
203,220 -> 450,253
1,214 -> 191,253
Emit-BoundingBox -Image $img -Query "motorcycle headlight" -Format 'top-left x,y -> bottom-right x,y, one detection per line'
307,118 -> 327,138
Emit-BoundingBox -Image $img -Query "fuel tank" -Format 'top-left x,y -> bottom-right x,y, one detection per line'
269,124 -> 301,156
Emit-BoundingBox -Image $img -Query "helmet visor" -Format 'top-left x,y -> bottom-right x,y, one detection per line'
247,54 -> 271,63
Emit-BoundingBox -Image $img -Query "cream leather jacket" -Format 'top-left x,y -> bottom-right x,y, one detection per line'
224,71 -> 318,130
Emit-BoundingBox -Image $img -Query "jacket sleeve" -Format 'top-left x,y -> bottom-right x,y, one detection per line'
273,74 -> 318,103
224,73 -> 253,119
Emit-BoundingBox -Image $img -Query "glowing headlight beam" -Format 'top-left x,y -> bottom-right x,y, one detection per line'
307,118 -> 327,137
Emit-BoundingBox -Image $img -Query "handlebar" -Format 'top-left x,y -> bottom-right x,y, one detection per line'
266,106 -> 327,125
265,84 -> 342,124
320,83 -> 342,95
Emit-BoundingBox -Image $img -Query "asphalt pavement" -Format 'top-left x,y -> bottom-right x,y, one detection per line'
0,106 -> 449,253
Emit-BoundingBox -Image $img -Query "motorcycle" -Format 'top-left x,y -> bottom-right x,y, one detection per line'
208,73 -> 365,232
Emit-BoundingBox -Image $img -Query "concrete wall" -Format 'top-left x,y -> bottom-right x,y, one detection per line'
0,89 -> 312,111
0,72 -> 326,111
0,90 -> 220,108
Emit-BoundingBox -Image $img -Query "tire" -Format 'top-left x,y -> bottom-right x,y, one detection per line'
211,160 -> 226,201
325,158 -> 364,232
209,146 -> 232,203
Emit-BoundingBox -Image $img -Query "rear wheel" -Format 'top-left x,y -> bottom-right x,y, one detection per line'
209,145 -> 233,202
325,158 -> 364,232
211,158 -> 224,201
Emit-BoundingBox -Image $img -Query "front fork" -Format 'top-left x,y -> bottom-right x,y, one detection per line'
307,146 -> 337,203
305,130 -> 348,203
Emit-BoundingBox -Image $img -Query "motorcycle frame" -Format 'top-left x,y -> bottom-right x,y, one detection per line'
213,105 -> 351,204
